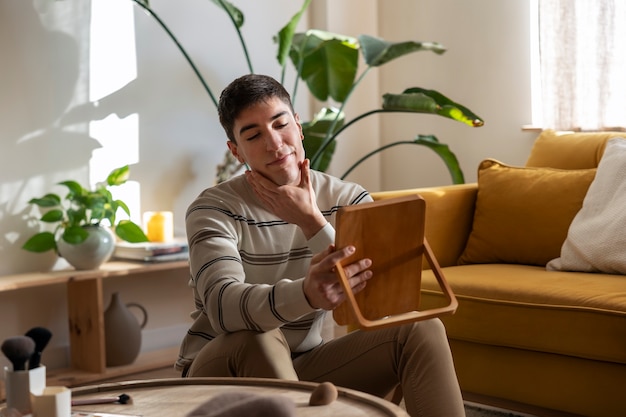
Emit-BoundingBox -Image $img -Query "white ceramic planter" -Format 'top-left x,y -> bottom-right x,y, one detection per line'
57,225 -> 116,270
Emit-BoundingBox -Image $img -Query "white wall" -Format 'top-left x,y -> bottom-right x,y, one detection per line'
0,0 -> 537,369
1,0 -> 315,276
302,0 -> 538,191
373,0 -> 539,190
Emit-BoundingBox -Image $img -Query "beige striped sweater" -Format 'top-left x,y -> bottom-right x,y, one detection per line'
175,170 -> 370,371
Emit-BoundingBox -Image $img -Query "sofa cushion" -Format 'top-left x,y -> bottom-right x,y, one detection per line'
420,264 -> 626,365
548,137 -> 626,274
525,129 -> 624,169
458,159 -> 596,266
372,184 -> 477,268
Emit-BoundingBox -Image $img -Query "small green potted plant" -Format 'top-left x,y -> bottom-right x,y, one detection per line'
23,165 -> 149,270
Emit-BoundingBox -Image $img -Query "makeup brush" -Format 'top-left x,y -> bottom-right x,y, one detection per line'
1,336 -> 36,371
71,393 -> 133,406
25,326 -> 52,369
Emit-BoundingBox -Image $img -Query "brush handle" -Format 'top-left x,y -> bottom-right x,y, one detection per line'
71,393 -> 130,406
71,397 -> 119,406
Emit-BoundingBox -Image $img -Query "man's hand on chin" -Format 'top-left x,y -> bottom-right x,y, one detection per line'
246,159 -> 327,239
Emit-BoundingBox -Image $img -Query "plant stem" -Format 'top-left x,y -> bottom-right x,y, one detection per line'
331,109 -> 383,141
340,140 -> 465,184
310,107 -> 382,169
340,141 -> 415,179
131,0 -> 218,109
313,106 -> 449,168
310,67 -> 371,167
216,0 -> 254,74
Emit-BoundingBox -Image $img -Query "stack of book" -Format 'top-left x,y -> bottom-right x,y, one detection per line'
113,238 -> 189,262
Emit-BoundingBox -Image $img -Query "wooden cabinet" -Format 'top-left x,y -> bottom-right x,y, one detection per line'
0,261 -> 189,388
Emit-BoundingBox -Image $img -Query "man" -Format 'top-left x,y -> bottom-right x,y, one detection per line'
176,74 -> 465,417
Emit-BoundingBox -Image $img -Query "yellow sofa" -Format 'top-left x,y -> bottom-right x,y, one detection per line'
370,130 -> 626,417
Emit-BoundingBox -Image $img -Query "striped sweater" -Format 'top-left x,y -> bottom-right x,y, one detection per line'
175,170 -> 370,371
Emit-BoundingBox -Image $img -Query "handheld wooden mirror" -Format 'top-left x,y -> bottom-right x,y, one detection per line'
333,194 -> 458,330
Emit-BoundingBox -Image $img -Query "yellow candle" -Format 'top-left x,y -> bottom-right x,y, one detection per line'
144,211 -> 173,242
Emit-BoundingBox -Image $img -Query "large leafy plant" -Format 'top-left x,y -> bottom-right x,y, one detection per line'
23,166 -> 149,253
132,0 -> 483,183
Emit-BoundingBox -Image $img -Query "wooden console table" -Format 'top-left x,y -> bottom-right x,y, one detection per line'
0,261 -> 189,388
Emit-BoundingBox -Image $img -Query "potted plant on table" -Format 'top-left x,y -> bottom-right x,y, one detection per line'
22,165 -> 149,270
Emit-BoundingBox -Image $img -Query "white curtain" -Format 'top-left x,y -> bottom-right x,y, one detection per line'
538,0 -> 626,131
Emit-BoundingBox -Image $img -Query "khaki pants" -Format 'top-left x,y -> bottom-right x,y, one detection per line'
187,319 -> 465,417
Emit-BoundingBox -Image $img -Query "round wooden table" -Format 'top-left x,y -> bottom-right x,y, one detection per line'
70,377 -> 409,416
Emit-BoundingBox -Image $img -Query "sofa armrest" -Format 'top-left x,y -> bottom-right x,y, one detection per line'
371,183 -> 477,268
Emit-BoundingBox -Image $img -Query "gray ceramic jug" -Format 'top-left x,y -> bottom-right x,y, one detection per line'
104,292 -> 148,367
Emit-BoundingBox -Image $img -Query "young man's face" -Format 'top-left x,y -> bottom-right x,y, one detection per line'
227,96 -> 305,186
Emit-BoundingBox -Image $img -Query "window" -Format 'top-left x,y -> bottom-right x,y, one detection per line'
531,0 -> 626,131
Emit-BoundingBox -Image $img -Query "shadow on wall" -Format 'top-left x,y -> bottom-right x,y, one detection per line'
0,1 -> 207,275
0,1 -> 100,275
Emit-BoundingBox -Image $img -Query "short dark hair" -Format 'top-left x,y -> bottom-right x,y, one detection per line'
218,74 -> 295,143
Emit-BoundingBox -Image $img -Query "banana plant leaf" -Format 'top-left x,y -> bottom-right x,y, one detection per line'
211,0 -> 244,28
302,107 -> 344,172
383,88 -> 484,127
275,0 -> 311,66
289,30 -> 359,102
358,34 -> 446,67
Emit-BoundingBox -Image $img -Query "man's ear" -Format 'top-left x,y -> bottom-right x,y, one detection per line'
227,141 -> 245,164
295,113 -> 304,140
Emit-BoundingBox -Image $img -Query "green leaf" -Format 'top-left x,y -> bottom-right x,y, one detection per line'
210,0 -> 244,28
413,135 -> 465,184
90,205 -> 106,224
359,35 -> 445,67
106,165 -> 130,186
382,92 -> 440,113
59,180 -> 84,197
22,232 -> 56,253
275,0 -> 311,66
115,220 -> 149,243
290,30 -> 359,102
403,88 -> 484,127
114,199 -> 132,217
301,107 -> 343,172
40,209 -> 64,223
383,88 -> 484,127
62,226 -> 89,245
28,194 -> 61,208
67,208 -> 87,228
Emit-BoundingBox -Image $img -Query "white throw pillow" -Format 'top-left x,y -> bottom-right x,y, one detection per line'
547,137 -> 626,274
